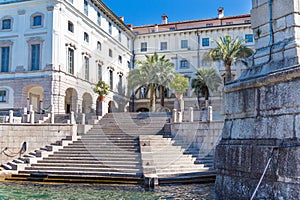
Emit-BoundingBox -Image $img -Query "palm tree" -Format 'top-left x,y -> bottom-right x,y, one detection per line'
128,53 -> 176,112
191,67 -> 222,109
208,36 -> 253,83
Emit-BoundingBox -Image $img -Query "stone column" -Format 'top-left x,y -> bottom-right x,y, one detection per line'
30,111 -> 34,124
207,106 -> 212,122
189,107 -> 194,122
215,1 -> 300,199
172,109 -> 177,123
9,110 -> 13,123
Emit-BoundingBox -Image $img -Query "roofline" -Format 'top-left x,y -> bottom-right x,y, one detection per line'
135,23 -> 252,36
91,0 -> 135,38
133,14 -> 251,29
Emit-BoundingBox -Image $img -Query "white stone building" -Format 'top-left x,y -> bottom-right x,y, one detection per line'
132,9 -> 254,112
0,1 -> 254,116
0,0 -> 134,115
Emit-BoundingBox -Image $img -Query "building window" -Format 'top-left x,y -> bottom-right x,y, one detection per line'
202,38 -> 210,47
68,21 -> 74,32
1,47 -> 9,72
84,0 -> 88,15
118,74 -> 123,89
31,14 -> 43,27
181,40 -> 188,49
97,12 -> 101,26
2,18 -> 12,30
118,30 -> 122,42
97,41 -> 101,51
118,55 -> 122,64
67,48 -> 74,75
0,90 -> 7,102
109,49 -> 112,57
109,22 -> 112,35
98,64 -> 102,81
84,32 -> 89,43
84,56 -> 89,80
245,34 -> 254,43
169,27 -> 176,31
206,23 -> 213,27
109,70 -> 113,90
244,20 -> 251,24
127,61 -> 131,69
127,37 -> 130,49
180,60 -> 189,68
160,42 -> 167,50
226,22 -> 233,25
141,42 -> 147,52
30,44 -> 40,70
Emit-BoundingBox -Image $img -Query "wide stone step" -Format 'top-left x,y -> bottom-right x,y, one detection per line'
43,156 -> 140,162
156,168 -> 210,175
18,170 -> 142,177
65,146 -> 139,151
30,163 -> 142,168
48,153 -> 140,158
24,166 -> 142,173
56,149 -> 139,154
38,160 -> 141,165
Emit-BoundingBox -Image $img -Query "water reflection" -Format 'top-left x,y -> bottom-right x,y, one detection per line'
0,182 -> 215,199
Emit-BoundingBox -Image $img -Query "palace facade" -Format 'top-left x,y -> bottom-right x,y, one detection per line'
132,9 -> 254,112
0,0 -> 134,115
0,1 -> 254,116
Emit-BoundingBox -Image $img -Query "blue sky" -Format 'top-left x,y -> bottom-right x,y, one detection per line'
102,0 -> 252,26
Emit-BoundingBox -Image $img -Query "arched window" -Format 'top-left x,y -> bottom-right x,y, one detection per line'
1,16 -> 13,31
84,32 -> 89,43
97,41 -> 101,51
31,13 -> 44,28
68,21 -> 74,33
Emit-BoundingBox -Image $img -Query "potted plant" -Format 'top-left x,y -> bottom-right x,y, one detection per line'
94,80 -> 110,102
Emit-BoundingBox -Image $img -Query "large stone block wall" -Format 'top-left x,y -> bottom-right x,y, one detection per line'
248,0 -> 300,76
215,67 -> 300,199
171,121 -> 223,157
0,124 -> 76,164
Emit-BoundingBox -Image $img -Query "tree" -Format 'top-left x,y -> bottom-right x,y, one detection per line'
191,67 -> 222,108
128,53 -> 176,112
170,74 -> 189,96
208,36 -> 253,83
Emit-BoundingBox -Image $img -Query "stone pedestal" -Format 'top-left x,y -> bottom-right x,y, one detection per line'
215,0 -> 300,199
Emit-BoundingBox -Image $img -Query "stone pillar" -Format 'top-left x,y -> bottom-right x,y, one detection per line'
189,107 -> 194,122
50,106 -> 55,124
70,111 -> 75,124
39,100 -> 43,113
177,112 -> 182,123
215,1 -> 300,199
9,110 -> 13,123
81,113 -> 85,125
172,109 -> 177,123
30,111 -> 34,124
207,106 -> 212,122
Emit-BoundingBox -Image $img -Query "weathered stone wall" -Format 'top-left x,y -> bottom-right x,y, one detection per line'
250,0 -> 300,71
0,124 -> 76,164
171,121 -> 223,157
215,55 -> 300,200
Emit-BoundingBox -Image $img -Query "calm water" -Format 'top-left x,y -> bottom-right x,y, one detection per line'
0,182 -> 215,200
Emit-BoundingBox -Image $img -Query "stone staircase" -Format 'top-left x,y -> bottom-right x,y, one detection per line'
4,112 -> 215,184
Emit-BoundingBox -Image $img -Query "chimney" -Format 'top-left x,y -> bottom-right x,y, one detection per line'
154,24 -> 159,32
119,16 -> 124,22
218,7 -> 224,19
161,14 -> 168,24
127,24 -> 133,30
